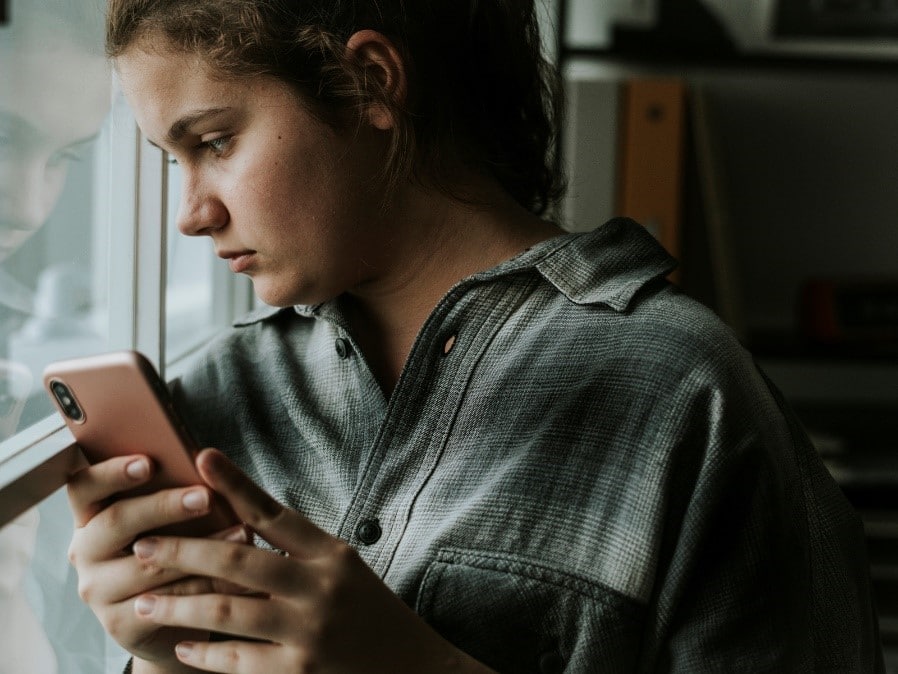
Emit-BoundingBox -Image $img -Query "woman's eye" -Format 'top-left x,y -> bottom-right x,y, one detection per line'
203,136 -> 231,155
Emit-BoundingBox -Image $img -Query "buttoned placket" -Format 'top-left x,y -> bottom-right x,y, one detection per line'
333,276 -> 540,578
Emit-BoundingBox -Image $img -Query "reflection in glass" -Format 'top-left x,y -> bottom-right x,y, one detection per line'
1,0 -> 111,440
1,1 -> 125,672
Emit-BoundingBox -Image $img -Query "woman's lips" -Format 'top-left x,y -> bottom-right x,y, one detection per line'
218,249 -> 257,274
227,252 -> 255,274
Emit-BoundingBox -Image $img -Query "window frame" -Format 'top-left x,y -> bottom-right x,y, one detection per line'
0,104 -> 252,528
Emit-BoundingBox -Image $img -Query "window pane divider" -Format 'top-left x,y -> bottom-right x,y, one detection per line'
134,137 -> 169,374
1,116 -> 171,527
0,421 -> 83,527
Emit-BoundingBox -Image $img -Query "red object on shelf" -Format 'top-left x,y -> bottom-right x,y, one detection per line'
800,278 -> 898,345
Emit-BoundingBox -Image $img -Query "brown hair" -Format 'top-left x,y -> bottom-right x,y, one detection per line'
106,0 -> 564,215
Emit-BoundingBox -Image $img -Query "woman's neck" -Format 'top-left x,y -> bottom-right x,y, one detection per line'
344,178 -> 562,394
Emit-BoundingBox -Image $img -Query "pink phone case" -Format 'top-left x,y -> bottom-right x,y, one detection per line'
43,350 -> 236,536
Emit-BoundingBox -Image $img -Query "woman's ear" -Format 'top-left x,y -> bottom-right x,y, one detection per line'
345,29 -> 407,131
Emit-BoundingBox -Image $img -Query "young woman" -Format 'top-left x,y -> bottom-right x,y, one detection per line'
67,1 -> 882,672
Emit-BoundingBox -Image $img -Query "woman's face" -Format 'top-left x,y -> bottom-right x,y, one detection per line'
117,44 -> 394,309
0,40 -> 110,261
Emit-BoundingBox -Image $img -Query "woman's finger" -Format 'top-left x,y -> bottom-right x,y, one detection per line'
67,455 -> 154,526
131,536 -> 321,598
151,574 -> 255,599
135,592 -> 296,644
73,555 -> 191,606
74,485 -> 213,558
174,638 -> 291,674
195,448 -> 335,558
150,526 -> 256,597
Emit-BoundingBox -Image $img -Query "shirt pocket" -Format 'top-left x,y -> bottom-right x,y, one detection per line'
414,548 -> 645,674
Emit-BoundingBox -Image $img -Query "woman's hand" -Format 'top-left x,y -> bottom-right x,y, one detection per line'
130,448 -> 494,674
66,455 -> 248,672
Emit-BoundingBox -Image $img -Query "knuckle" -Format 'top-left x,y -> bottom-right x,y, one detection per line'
102,610 -> 128,644
324,542 -> 359,588
213,597 -> 233,624
67,464 -> 101,494
330,540 -> 359,567
243,500 -> 286,531
137,559 -> 167,581
223,644 -> 242,668
77,577 -> 94,603
99,501 -> 125,531
315,572 -> 339,605
223,541 -> 249,568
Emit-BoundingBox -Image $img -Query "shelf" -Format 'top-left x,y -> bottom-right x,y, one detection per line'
560,45 -> 898,73
555,0 -> 898,660
749,335 -> 898,362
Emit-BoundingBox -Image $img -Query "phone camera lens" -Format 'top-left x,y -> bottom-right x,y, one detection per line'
51,380 -> 84,422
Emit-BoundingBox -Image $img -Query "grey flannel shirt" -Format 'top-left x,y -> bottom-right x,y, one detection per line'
172,218 -> 883,673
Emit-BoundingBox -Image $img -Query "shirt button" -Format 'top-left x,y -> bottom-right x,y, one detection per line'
334,338 -> 351,359
355,519 -> 382,545
539,651 -> 564,674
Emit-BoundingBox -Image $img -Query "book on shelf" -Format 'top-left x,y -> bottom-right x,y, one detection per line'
561,74 -> 745,338
615,77 -> 687,274
800,277 -> 898,346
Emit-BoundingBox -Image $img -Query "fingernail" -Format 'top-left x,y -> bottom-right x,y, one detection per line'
126,459 -> 149,480
176,643 -> 194,660
182,489 -> 209,513
132,537 -> 157,559
135,595 -> 156,616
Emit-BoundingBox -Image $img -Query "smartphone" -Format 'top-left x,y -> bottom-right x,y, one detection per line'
43,350 -> 236,536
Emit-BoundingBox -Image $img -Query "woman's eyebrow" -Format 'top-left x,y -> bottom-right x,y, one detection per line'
147,107 -> 234,149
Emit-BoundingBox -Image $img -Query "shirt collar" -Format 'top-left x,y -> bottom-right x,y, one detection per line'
234,218 -> 675,327
467,217 -> 676,312
536,217 -> 676,311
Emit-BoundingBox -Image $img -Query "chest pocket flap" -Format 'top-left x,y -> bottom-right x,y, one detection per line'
415,548 -> 646,673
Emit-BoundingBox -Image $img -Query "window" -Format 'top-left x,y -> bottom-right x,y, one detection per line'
0,3 -> 251,672
165,161 -> 255,362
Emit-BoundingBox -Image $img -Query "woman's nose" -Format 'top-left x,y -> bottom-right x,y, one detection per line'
175,173 -> 228,236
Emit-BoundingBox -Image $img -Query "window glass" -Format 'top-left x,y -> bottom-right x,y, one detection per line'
1,0 -> 112,445
0,1 -> 128,672
165,161 -> 216,360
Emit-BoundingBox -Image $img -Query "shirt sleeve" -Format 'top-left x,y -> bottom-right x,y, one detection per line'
640,364 -> 883,672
